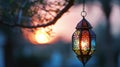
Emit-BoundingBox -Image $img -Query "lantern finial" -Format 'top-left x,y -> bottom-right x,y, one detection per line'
76,18 -> 92,29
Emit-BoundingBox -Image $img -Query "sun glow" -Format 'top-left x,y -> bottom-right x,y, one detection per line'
35,29 -> 50,44
22,26 -> 55,45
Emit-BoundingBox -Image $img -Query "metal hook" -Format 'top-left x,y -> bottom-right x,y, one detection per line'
81,11 -> 87,17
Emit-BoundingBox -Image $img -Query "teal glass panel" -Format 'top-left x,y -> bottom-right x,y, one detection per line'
72,30 -> 80,50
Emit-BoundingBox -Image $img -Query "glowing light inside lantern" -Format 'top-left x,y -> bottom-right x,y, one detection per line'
81,41 -> 88,50
81,30 -> 90,51
35,29 -> 50,44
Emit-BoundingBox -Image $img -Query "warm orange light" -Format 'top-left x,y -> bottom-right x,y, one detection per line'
81,40 -> 89,50
35,29 -> 50,44
22,27 -> 56,45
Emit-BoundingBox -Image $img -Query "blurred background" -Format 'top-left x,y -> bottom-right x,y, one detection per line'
0,0 -> 120,67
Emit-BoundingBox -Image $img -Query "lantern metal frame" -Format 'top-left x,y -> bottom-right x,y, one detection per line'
72,17 -> 96,66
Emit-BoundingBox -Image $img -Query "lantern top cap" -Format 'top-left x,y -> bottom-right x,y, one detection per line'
76,17 -> 92,29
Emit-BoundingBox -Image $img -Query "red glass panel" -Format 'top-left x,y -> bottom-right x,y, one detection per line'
80,30 -> 90,55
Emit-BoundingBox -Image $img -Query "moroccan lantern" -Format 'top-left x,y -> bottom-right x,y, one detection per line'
72,17 -> 96,66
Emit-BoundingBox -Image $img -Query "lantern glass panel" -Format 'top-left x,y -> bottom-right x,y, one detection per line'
72,30 -> 81,55
91,37 -> 96,50
80,30 -> 90,55
89,37 -> 96,55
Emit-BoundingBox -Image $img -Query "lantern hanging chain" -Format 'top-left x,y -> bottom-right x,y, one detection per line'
81,0 -> 87,17
83,0 -> 85,11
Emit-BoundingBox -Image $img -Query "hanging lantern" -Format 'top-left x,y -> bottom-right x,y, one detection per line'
72,17 -> 96,66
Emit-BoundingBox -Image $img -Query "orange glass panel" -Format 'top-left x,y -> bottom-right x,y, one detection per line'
80,30 -> 90,55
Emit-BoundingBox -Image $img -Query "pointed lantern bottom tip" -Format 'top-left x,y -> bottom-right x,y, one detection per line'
77,55 -> 91,66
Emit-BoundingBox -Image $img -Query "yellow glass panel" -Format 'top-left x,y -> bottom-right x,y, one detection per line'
74,50 -> 81,55
72,30 -> 80,50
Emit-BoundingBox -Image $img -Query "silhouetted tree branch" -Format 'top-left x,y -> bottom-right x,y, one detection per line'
0,0 -> 74,28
